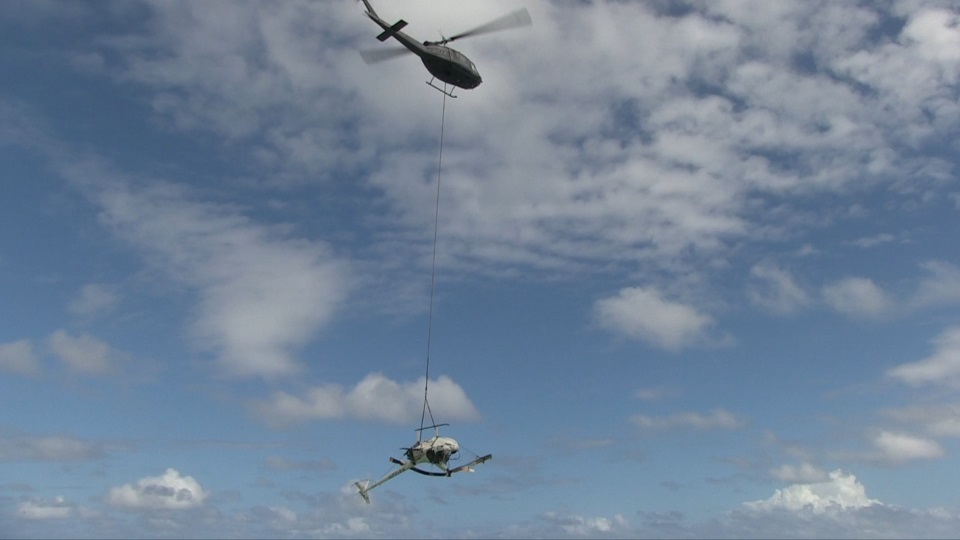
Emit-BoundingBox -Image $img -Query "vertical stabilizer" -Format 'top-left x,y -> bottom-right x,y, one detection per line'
354,481 -> 371,504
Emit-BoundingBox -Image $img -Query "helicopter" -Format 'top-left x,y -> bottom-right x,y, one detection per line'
358,0 -> 532,97
355,424 -> 492,503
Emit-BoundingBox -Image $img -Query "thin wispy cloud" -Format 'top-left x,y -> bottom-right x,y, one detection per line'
748,262 -> 810,315
910,261 -> 960,309
47,330 -> 118,375
68,283 -> 119,317
0,340 -> 41,376
631,409 -> 745,432
0,434 -> 107,462
888,326 -> 960,388
59,163 -> 353,379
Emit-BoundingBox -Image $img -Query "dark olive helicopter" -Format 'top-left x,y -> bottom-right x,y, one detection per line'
358,0 -> 531,97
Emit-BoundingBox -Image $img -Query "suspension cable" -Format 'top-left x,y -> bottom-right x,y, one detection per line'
419,87 -> 448,436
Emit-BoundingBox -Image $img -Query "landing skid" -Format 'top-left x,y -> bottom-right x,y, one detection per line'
426,77 -> 457,98
390,454 -> 492,476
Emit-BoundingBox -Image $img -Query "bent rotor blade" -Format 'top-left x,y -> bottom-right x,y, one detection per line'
359,46 -> 413,64
444,8 -> 532,43
447,453 -> 492,474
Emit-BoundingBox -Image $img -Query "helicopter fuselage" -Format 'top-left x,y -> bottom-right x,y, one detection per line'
361,3 -> 482,90
420,45 -> 482,89
406,435 -> 460,468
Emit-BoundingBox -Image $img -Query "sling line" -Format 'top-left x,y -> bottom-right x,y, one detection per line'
419,88 -> 448,437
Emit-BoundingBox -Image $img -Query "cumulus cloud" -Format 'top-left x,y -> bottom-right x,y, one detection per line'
0,339 -> 41,376
107,468 -> 207,510
821,277 -> 892,320
746,470 -> 878,513
594,286 -> 714,351
631,409 -> 744,432
888,326 -> 960,387
18,496 -> 74,520
253,372 -> 480,426
718,470 -> 960,539
748,263 -> 809,314
871,431 -> 944,463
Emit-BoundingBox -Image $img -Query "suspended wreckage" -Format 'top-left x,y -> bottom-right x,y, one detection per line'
357,0 -> 532,97
355,424 -> 492,503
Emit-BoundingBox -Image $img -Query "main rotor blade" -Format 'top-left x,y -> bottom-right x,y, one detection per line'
444,7 -> 532,43
359,46 -> 413,64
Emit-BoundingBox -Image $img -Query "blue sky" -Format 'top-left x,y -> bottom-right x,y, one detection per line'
2,0 -> 960,537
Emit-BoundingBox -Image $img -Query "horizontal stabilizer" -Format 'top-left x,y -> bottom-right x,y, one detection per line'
377,19 -> 408,41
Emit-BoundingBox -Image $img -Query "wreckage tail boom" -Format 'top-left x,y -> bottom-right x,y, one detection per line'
355,460 -> 415,503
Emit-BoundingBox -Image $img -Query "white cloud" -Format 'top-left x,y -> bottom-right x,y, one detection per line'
900,8 -> 960,64
746,470 -> 879,513
546,511 -> 629,536
718,470 -> 960,539
66,172 -> 351,379
507,511 -> 630,539
888,326 -> 960,387
254,372 -> 479,426
770,462 -> 829,483
631,409 -> 744,432
871,431 -> 944,463
0,339 -> 41,376
747,263 -> 809,314
595,286 -> 714,351
10,0 -> 960,301
47,330 -> 116,374
846,233 -> 897,248
18,496 -> 74,520
107,468 -> 207,510
821,277 -> 892,320
68,283 -> 118,316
